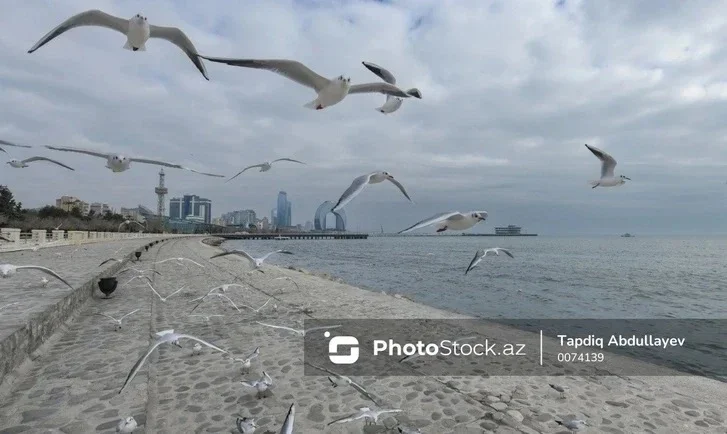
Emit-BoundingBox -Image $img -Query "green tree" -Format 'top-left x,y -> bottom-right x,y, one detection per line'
38,206 -> 68,219
70,206 -> 83,219
0,185 -> 22,219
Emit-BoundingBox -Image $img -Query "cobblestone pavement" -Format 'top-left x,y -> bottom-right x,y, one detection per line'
0,237 -> 725,433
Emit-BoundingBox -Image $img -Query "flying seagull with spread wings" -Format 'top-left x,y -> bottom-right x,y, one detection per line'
227,158 -> 306,182
332,171 -> 412,212
28,10 -> 209,79
361,61 -> 422,114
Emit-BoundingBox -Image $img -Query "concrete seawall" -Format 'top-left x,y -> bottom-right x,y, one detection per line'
0,237 -> 724,433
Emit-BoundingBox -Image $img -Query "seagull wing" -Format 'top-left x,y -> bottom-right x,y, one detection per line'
119,338 -> 167,393
99,258 -> 121,266
398,211 -> 462,234
180,258 -> 205,268
216,294 -> 241,312
348,82 -> 410,98
377,96 -> 403,114
146,282 -> 163,300
197,57 -> 330,92
210,249 -> 256,265
361,61 -> 396,84
119,308 -> 141,321
347,381 -> 379,405
44,145 -> 109,160
465,249 -> 486,275
148,25 -> 208,80
20,156 -> 74,171
226,164 -> 265,182
386,177 -> 413,202
270,158 -> 306,165
255,322 -> 301,334
129,157 -> 222,177
240,380 -> 260,388
28,9 -> 128,53
327,412 -> 366,425
279,403 -> 296,434
332,173 -> 374,212
263,371 -> 273,385
16,265 -> 73,289
95,313 -> 118,322
245,346 -> 260,361
0,139 -> 32,149
259,250 -> 294,262
495,248 -> 514,258
585,144 -> 617,178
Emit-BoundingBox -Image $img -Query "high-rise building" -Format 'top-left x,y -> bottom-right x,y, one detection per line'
221,209 -> 257,227
276,191 -> 292,227
169,194 -> 212,224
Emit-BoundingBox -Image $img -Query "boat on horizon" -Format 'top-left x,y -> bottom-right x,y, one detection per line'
621,233 -> 634,237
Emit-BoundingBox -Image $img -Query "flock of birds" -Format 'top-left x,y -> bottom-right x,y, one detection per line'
0,6 -> 632,433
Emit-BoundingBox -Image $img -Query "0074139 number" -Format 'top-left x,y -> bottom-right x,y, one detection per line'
557,352 -> 605,362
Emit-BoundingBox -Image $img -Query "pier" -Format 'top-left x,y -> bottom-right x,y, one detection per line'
218,232 -> 368,240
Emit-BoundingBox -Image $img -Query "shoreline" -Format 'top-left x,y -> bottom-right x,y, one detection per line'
0,238 -> 724,433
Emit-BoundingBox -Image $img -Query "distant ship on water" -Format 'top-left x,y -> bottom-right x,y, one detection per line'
462,225 -> 538,237
621,233 -> 634,238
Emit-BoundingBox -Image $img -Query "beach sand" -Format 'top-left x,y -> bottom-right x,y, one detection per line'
0,236 -> 724,433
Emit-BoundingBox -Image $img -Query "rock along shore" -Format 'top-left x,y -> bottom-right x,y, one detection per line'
0,237 -> 724,433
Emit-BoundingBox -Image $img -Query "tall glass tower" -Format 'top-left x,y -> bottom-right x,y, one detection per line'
276,191 -> 291,227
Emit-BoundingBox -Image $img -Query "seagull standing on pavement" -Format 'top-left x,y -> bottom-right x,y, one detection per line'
241,371 -> 274,398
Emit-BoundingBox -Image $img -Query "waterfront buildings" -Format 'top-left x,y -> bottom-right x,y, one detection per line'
221,209 -> 257,227
276,191 -> 292,228
169,194 -> 212,224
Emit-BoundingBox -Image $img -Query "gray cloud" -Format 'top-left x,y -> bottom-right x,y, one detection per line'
0,0 -> 726,235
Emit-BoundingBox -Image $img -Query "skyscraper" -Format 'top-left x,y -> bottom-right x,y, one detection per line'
169,194 -> 212,224
276,191 -> 292,227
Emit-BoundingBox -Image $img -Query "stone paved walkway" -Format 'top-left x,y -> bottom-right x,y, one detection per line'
0,237 -> 724,433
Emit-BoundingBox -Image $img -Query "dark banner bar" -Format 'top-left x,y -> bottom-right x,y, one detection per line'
302,319 -> 726,379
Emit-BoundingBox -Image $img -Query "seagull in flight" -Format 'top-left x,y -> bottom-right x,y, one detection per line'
241,371 -> 274,398
272,276 -> 299,292
585,144 -> 630,188
305,360 -> 379,405
235,416 -> 257,434
464,248 -> 514,274
279,403 -> 296,434
0,264 -> 73,289
361,61 -> 422,114
193,283 -> 248,300
28,10 -> 209,79
99,258 -> 123,267
0,139 -> 32,150
152,257 -> 205,268
227,158 -> 306,182
146,282 -> 185,302
327,407 -> 402,427
190,293 -> 241,313
96,309 -> 140,330
255,321 -> 341,337
119,220 -> 145,231
119,330 -> 227,393
44,145 -> 223,177
4,154 -> 74,171
210,249 -> 293,272
226,346 -> 260,374
196,57 -> 415,110
398,211 -> 488,234
240,298 -> 272,313
332,171 -> 412,212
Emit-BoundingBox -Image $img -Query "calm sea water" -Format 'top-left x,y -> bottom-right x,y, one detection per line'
226,235 -> 727,319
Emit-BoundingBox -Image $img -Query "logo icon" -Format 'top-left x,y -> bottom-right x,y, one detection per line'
325,331 -> 359,364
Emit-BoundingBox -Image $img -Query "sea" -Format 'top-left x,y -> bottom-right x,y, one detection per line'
225,235 -> 727,379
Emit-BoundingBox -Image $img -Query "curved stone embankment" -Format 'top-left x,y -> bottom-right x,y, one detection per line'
0,237 -> 724,433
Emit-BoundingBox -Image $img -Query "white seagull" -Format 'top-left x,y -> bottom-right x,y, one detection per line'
96,309 -> 140,330
210,249 -> 293,272
240,298 -> 272,313
197,57 -> 414,110
191,342 -> 203,356
28,10 -> 209,79
464,248 -> 514,274
241,371 -> 274,398
556,419 -> 588,432
327,407 -> 403,426
305,360 -> 379,405
190,293 -> 241,313
279,403 -> 295,434
40,277 -> 50,288
193,283 -> 248,300
119,330 -> 227,393
116,416 -> 138,433
99,258 -> 123,267
235,416 -> 258,434
398,211 -> 488,234
332,171 -> 412,212
585,144 -> 630,188
119,220 -> 145,231
362,61 -> 422,114
44,145 -> 223,177
5,154 -> 74,171
255,321 -> 341,337
146,282 -> 185,302
227,158 -> 306,182
227,346 -> 260,373
0,264 -> 73,289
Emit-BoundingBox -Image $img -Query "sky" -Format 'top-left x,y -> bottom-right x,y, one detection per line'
1,0 -> 726,235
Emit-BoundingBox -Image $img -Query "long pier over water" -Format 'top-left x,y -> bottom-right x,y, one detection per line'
218,232 -> 368,240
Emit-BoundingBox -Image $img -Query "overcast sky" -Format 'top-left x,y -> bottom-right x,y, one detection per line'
1,0 -> 726,235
